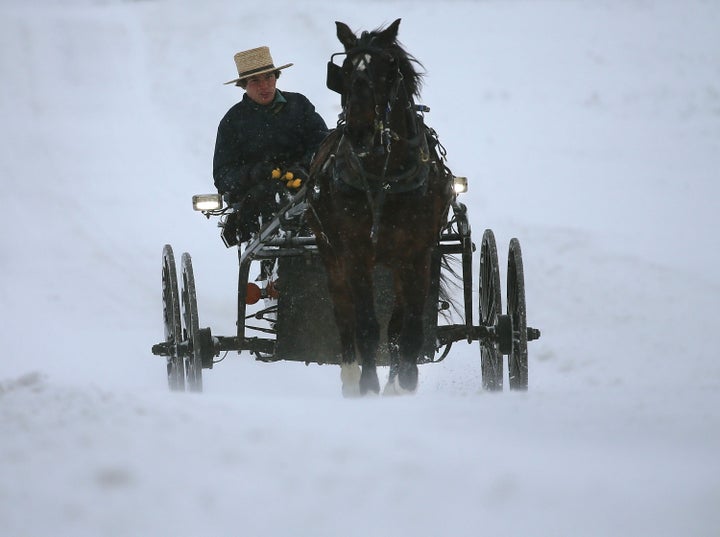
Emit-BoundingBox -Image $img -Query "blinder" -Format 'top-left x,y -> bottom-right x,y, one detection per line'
326,52 -> 345,95
326,45 -> 399,98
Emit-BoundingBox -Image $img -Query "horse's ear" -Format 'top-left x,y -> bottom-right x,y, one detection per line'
376,18 -> 401,46
336,21 -> 356,51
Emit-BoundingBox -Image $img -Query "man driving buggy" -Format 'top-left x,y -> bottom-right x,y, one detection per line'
213,46 -> 329,243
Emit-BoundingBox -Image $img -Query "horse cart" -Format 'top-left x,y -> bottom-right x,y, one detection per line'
151,19 -> 541,394
150,183 -> 541,393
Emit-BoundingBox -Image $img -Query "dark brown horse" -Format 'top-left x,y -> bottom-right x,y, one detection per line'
307,19 -> 454,395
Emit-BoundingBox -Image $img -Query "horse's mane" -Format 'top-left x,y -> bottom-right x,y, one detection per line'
358,24 -> 425,99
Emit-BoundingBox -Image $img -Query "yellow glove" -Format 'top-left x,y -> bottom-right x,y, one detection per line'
269,168 -> 302,189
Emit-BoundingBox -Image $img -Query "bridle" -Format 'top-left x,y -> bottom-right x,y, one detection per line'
334,40 -> 408,156
323,40 -> 431,244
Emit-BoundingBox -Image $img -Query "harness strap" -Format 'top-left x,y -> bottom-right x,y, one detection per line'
332,132 -> 430,195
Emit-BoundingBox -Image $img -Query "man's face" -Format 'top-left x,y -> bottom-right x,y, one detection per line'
245,72 -> 277,105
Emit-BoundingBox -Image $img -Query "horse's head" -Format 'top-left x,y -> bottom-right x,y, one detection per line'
335,19 -> 423,157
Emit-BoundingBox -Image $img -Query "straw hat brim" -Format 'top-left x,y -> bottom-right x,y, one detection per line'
224,62 -> 293,85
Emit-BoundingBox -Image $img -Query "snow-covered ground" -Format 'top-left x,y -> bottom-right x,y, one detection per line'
1,0 -> 719,535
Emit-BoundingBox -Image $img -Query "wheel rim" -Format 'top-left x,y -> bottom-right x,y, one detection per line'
162,245 -> 185,391
479,229 -> 503,391
507,238 -> 528,390
181,252 -> 203,392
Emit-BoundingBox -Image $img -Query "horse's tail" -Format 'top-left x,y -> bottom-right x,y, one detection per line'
437,251 -> 464,323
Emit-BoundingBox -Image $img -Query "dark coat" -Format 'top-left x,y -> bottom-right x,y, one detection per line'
213,90 -> 329,200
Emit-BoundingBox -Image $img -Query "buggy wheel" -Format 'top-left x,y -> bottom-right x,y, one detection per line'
162,245 -> 184,391
480,229 -> 503,391
507,239 -> 528,390
181,253 -> 203,392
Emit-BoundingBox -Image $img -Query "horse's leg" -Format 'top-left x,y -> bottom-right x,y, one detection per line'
395,253 -> 432,391
348,262 -> 380,395
323,254 -> 380,395
323,257 -> 362,396
383,297 -> 403,395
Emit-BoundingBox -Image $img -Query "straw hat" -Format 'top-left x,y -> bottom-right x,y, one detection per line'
224,46 -> 293,85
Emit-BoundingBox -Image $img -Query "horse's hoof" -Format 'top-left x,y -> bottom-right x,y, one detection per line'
383,376 -> 401,396
340,362 -> 361,398
359,368 -> 380,395
383,375 -> 415,396
342,384 -> 361,398
398,362 -> 418,392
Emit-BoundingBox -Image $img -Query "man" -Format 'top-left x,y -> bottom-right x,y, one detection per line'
213,46 -> 328,242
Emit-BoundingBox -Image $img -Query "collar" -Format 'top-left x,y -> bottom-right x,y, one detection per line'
269,90 -> 286,113
273,90 -> 287,105
243,90 -> 287,113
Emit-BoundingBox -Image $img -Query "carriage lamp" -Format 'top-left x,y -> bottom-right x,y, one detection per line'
453,176 -> 468,194
192,194 -> 224,212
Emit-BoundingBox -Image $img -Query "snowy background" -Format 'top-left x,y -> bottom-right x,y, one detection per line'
2,0 -> 719,535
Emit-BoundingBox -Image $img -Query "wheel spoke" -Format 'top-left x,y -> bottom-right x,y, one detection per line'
507,238 -> 528,390
181,252 -> 204,392
479,229 -> 503,391
162,245 -> 185,391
